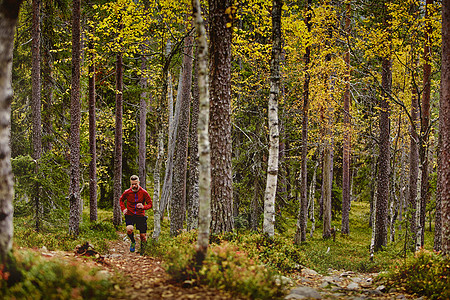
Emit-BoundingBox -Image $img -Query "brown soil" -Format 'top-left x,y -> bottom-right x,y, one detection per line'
103,233 -> 243,300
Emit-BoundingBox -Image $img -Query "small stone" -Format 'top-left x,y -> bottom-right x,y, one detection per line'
347,282 -> 360,290
286,286 -> 321,299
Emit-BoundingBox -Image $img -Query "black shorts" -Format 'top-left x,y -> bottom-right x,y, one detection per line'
125,215 -> 148,233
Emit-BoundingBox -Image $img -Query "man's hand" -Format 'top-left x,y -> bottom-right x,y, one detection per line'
123,209 -> 128,215
137,203 -> 144,209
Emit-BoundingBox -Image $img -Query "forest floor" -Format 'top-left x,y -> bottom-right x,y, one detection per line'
38,232 -> 422,300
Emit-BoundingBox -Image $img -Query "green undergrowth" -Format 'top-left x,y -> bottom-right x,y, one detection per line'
13,210 -> 119,253
156,230 -> 288,300
0,249 -> 114,299
380,249 -> 450,300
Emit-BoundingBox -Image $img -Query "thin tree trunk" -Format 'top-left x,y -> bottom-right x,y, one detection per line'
418,0 -> 433,248
294,0 -> 311,244
187,38 -> 200,231
434,130 -> 442,251
88,35 -> 97,222
322,139 -> 332,239
341,1 -> 351,235
193,0 -> 211,265
0,0 -> 22,263
139,55 -> 148,190
309,147 -> 320,237
409,59 -> 419,249
31,0 -> 43,231
263,0 -> 282,237
171,31 -> 194,236
69,0 -> 82,235
113,51 -> 123,227
152,131 -> 164,241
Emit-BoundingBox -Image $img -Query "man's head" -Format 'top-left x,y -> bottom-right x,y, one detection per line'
130,175 -> 140,192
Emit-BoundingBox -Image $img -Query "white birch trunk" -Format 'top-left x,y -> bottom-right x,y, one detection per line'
263,0 -> 282,237
193,0 -> 211,263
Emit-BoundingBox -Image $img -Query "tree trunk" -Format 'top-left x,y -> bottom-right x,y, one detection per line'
294,0 -> 311,244
434,129 -> 442,251
88,35 -> 97,222
31,0 -> 43,231
374,56 -> 391,251
187,38 -> 200,231
160,73 -> 178,221
341,2 -> 351,235
193,0 -> 211,265
171,31 -> 193,236
69,0 -> 81,235
209,0 -> 234,233
152,130 -> 164,241
439,0 -> 450,256
0,0 -> 22,263
139,55 -> 148,190
408,60 -> 419,250
113,51 -> 123,227
41,0 -> 53,152
417,0 -> 433,248
322,139 -> 333,239
263,0 -> 282,237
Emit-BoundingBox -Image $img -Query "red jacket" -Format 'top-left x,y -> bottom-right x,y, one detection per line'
119,187 -> 152,216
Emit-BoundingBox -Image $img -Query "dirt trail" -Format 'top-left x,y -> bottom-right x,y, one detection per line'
103,233 -> 242,300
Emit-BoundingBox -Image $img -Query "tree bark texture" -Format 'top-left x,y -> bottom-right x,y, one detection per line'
171,32 -> 193,236
139,56 -> 148,190
439,0 -> 450,256
209,0 -> 234,233
69,0 -> 81,235
341,2 -> 351,235
113,51 -> 123,227
187,40 -> 200,231
263,0 -> 282,237
0,0 -> 22,263
31,0 -> 43,231
294,0 -> 311,244
374,56 -> 391,251
408,69 -> 419,249
193,0 -> 211,264
88,37 -> 97,222
417,0 -> 433,248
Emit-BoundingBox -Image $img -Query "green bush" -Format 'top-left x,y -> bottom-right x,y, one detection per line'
381,249 -> 450,300
162,232 -> 288,299
1,249 -> 113,300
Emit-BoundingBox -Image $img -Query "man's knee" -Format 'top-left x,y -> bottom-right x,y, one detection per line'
126,225 -> 134,234
140,233 -> 147,242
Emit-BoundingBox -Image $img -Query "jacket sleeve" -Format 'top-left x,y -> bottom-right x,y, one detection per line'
143,190 -> 152,210
119,191 -> 127,212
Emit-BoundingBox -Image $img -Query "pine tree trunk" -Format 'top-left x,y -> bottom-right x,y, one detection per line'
113,51 -> 123,227
31,0 -> 43,231
152,130 -> 164,241
88,35 -> 97,222
209,0 -> 234,233
193,0 -> 211,265
439,0 -> 450,256
41,1 -> 53,152
171,32 -> 193,236
341,2 -> 351,235
418,0 -> 433,247
0,0 -> 22,263
263,0 -> 282,237
374,56 -> 391,251
69,0 -> 82,235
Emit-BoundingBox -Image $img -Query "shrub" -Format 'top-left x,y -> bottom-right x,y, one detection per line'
1,249 -> 113,300
162,232 -> 288,299
381,249 -> 450,300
